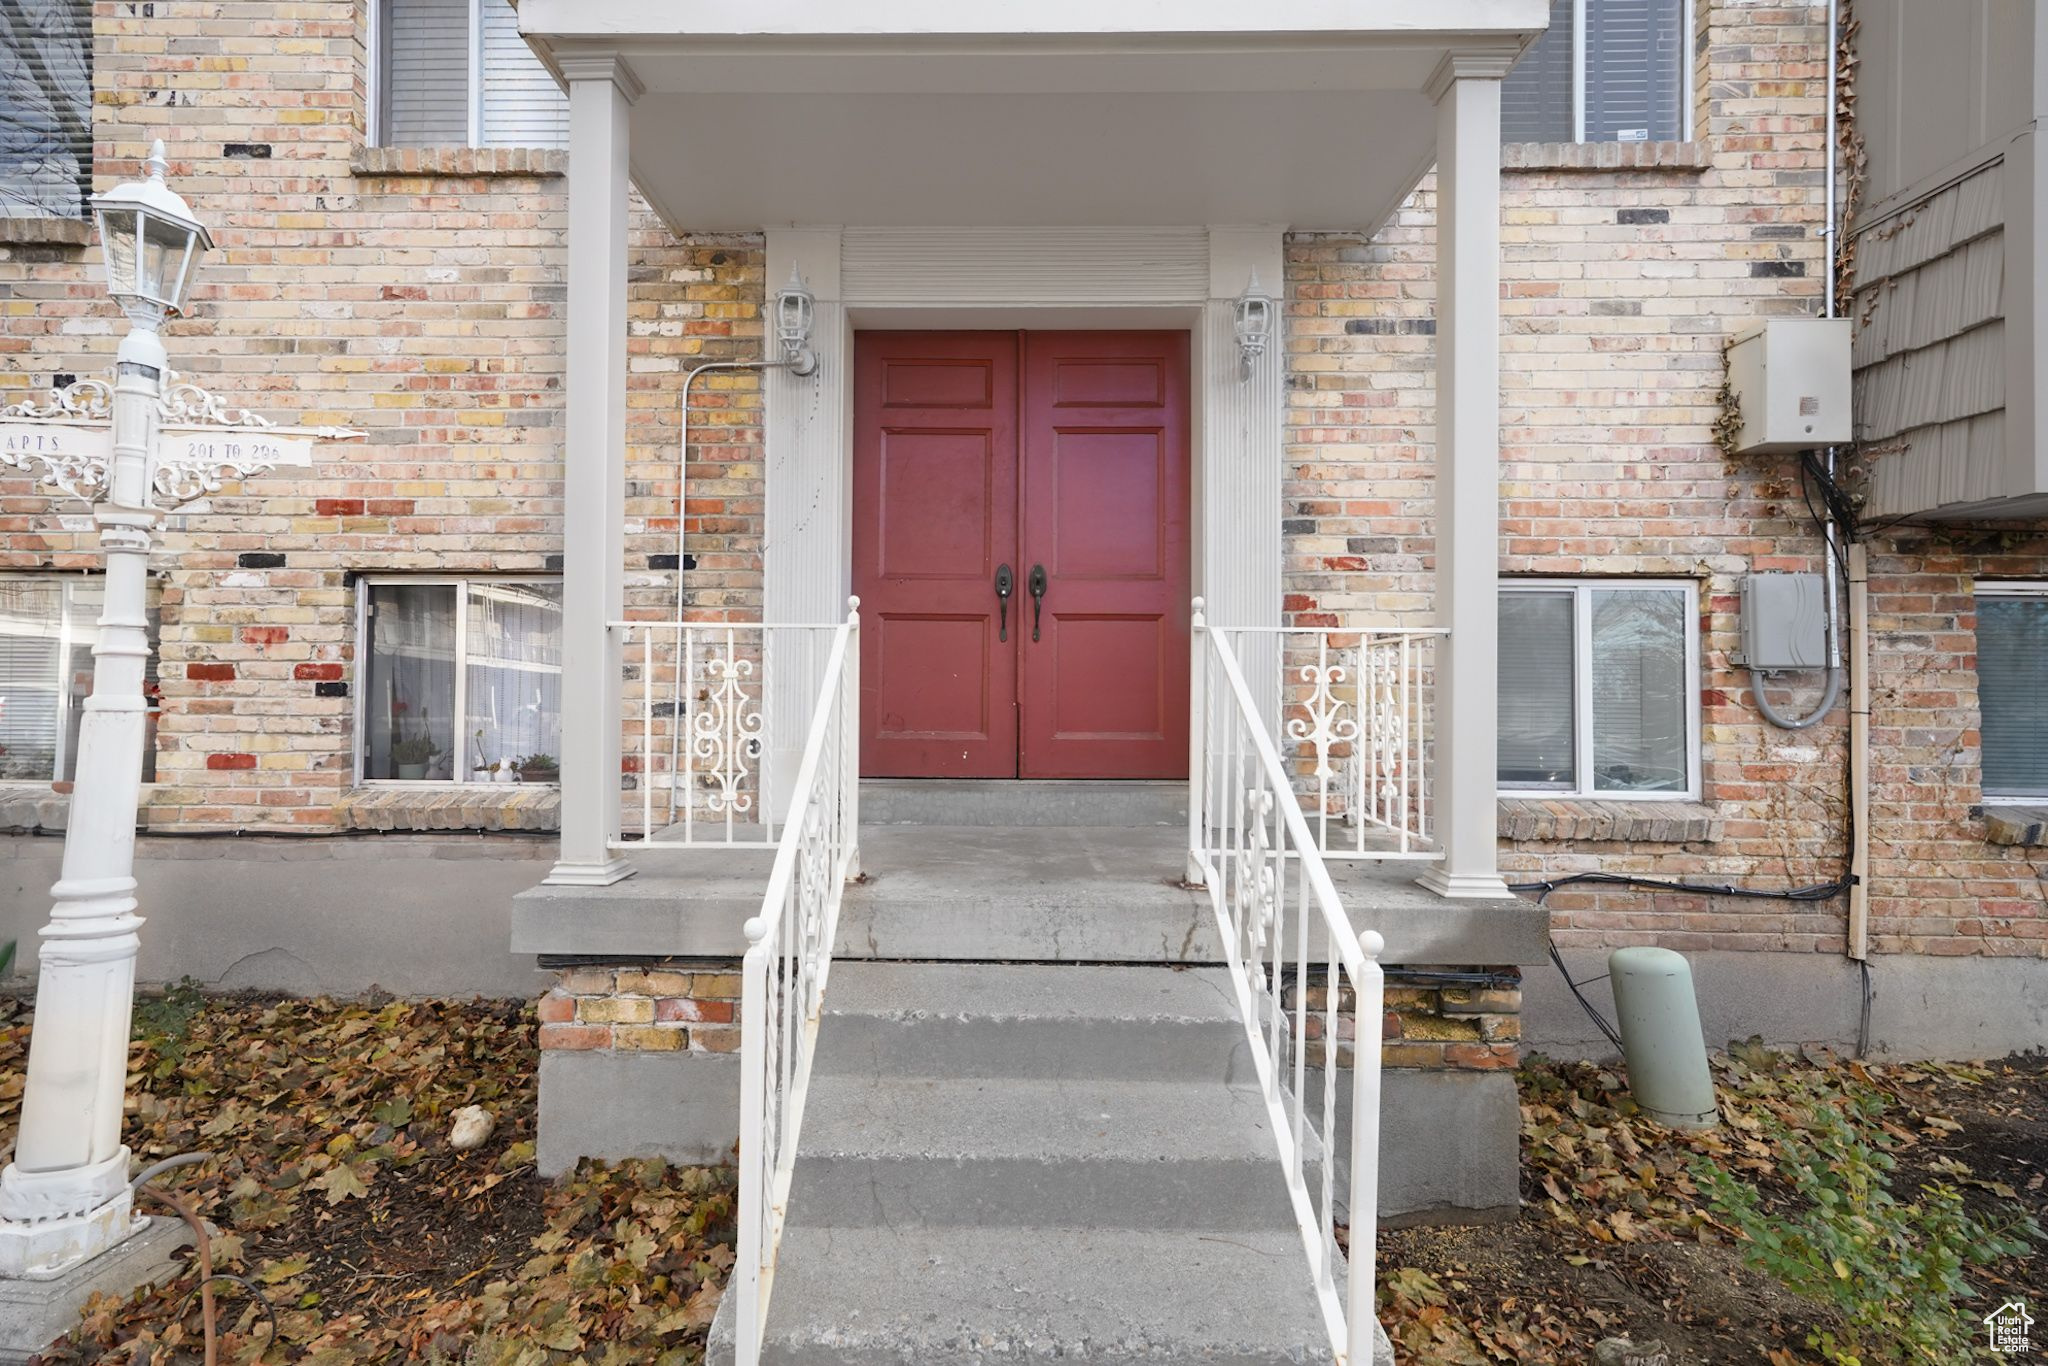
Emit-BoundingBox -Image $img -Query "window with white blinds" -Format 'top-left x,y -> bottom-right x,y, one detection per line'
1976,588 -> 2048,799
1501,0 -> 1690,144
1498,581 -> 1700,799
0,576 -> 161,785
0,0 -> 94,219
377,0 -> 568,150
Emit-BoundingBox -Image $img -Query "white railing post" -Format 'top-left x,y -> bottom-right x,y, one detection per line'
734,915 -> 770,1365
1346,930 -> 1386,1366
843,597 -> 861,881
1186,597 -> 1207,885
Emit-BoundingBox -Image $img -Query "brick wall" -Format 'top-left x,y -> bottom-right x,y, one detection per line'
538,965 -> 741,1054
3,1 -> 2043,964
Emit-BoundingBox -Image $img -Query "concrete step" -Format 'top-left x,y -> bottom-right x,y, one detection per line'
788,1073 -> 1313,1230
816,963 -> 1254,1082
743,1224 -> 1353,1366
862,779 -> 1187,828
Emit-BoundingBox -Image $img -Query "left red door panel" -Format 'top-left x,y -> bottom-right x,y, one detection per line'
852,333 -> 1021,777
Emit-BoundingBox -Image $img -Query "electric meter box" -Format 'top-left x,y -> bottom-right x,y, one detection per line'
1724,318 -> 1852,454
1739,572 -> 1828,669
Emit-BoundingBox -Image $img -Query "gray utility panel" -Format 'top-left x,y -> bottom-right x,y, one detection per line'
1739,572 -> 1828,669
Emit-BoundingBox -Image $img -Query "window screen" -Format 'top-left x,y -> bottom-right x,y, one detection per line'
1499,582 -> 1697,797
1585,0 -> 1687,143
381,0 -> 566,149
1502,0 -> 1576,143
1978,594 -> 2048,798
362,579 -> 563,783
1499,590 -> 1576,788
1500,0 -> 1688,145
0,577 -> 160,783
0,0 -> 93,218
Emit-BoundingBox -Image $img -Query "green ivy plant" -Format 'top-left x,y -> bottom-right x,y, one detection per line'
1696,1088 -> 2040,1364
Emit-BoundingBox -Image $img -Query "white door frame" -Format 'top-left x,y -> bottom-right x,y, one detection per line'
760,225 -> 1287,803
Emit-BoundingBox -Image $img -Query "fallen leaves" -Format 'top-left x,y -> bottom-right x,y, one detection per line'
0,994 -> 734,1365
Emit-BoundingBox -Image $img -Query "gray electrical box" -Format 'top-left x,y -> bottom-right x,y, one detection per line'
1739,573 -> 1828,669
1724,318 -> 1853,454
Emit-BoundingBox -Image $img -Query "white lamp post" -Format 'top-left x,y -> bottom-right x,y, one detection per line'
0,142 -> 211,1279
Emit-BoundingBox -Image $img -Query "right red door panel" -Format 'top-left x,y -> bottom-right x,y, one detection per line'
1017,332 -> 1192,779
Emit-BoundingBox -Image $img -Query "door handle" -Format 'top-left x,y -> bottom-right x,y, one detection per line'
995,563 -> 1014,642
1028,564 -> 1047,642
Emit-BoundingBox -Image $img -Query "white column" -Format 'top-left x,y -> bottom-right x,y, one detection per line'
1418,58 -> 1514,901
0,328 -> 164,1276
763,229 -> 847,818
548,55 -> 641,886
1201,227 -> 1287,730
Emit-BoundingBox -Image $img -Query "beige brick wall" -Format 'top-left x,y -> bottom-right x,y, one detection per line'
3,1 -> 2042,964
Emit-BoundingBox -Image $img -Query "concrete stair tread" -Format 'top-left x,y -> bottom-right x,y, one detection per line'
756,1223 -> 1337,1366
862,779 -> 1187,829
799,1074 -> 1289,1166
824,962 -> 1242,1025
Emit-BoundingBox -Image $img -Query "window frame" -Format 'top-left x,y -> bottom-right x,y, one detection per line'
352,574 -> 565,787
1973,582 -> 2048,801
0,572 -> 160,786
366,0 -> 561,150
1510,0 -> 1697,145
1497,577 -> 1703,801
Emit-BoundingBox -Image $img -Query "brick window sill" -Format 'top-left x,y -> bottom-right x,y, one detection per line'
0,784 -> 71,833
340,784 -> 560,832
1499,796 -> 1721,844
0,217 -> 90,248
1981,805 -> 2048,847
1502,141 -> 1713,173
350,146 -> 567,179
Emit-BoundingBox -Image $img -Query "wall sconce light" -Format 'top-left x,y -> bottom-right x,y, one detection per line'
1233,270 -> 1273,381
775,265 -> 819,376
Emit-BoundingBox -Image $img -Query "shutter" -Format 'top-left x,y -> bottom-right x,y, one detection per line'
1978,596 -> 2048,797
0,0 -> 94,219
383,0 -> 471,147
1585,0 -> 1685,143
1498,591 -> 1577,788
0,580 -> 64,781
1501,0 -> 1575,143
479,0 -> 567,149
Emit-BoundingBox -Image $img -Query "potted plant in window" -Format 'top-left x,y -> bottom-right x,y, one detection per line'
391,731 -> 437,781
516,752 -> 560,785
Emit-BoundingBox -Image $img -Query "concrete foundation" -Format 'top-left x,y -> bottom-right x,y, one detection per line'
0,1216 -> 193,1363
1526,948 -> 2048,1062
1308,1067 -> 1523,1226
0,834 -> 553,998
537,1049 -> 740,1175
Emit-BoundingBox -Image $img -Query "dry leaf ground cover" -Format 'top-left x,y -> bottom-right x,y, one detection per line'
1380,1047 -> 2047,1364
0,991 -> 733,1365
0,990 -> 2039,1365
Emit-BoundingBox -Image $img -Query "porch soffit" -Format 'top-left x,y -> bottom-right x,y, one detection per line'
519,4 -> 1545,233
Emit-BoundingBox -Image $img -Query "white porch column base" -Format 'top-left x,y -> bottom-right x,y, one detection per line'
1421,56 -> 1513,902
548,55 -> 642,887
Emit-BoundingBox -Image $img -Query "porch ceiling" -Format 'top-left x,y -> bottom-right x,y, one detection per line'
517,0 -> 1547,232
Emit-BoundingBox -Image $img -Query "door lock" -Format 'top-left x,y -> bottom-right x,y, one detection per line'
1028,564 -> 1048,642
994,563 -> 1014,642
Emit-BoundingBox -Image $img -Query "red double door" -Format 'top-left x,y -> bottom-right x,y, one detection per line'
853,331 -> 1191,779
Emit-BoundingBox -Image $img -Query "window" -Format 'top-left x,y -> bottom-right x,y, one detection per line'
1501,0 -> 1691,144
1499,580 -> 1699,798
372,0 -> 567,150
0,0 -> 93,218
358,578 -> 563,784
1976,586 -> 2048,800
0,576 -> 161,784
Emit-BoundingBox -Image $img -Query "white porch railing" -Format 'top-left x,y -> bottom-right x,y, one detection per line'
1187,599 -> 1387,1366
1213,623 -> 1446,860
732,598 -> 861,1365
607,619 -> 848,848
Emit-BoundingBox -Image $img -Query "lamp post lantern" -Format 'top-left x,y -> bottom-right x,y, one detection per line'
0,141 -> 212,1280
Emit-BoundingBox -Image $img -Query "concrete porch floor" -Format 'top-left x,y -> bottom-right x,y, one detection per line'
512,822 -> 1548,968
